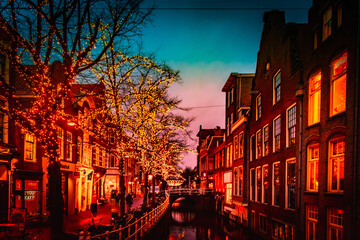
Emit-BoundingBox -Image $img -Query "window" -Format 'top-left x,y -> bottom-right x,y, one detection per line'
256,94 -> 262,120
25,133 -> 36,161
263,125 -> 269,156
328,138 -> 345,192
109,133 -> 115,144
287,104 -> 296,147
314,30 -> 318,50
286,159 -> 296,209
226,117 -> 230,136
99,149 -> 103,166
330,52 -> 347,116
92,147 -> 97,166
108,155 -> 116,168
273,116 -> 281,152
250,134 -> 255,161
229,143 -> 233,167
226,146 -> 230,168
0,98 -> 8,143
272,220 -> 295,240
239,166 -> 243,197
250,168 -> 255,201
256,130 -> 262,159
0,54 -> 5,77
309,72 -> 321,125
259,214 -> 267,233
272,162 -> 280,206
262,165 -> 269,204
225,183 -> 232,204
230,88 -> 234,104
66,132 -> 72,161
328,208 -> 343,240
234,167 -> 238,196
306,205 -> 318,240
234,135 -> 239,159
323,5 -> 332,40
57,127 -> 64,159
337,4 -> 342,27
306,145 -> 319,191
256,166 -> 262,202
273,70 -> 281,104
239,132 -> 244,158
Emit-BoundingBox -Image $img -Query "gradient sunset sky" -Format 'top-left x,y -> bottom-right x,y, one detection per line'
141,0 -> 312,169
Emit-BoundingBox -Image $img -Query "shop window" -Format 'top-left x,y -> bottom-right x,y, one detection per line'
273,70 -> 281,104
309,72 -> 321,125
328,138 -> 345,192
323,5 -> 332,41
287,104 -> 296,147
306,205 -> 318,240
272,162 -> 280,206
256,130 -> 262,159
256,167 -> 262,202
239,132 -> 244,158
24,180 -> 40,215
307,145 -> 319,191
256,94 -> 262,120
327,208 -> 343,240
273,115 -> 281,152
262,165 -> 269,204
330,52 -> 347,116
263,125 -> 269,156
25,133 -> 36,162
250,168 -> 255,201
286,159 -> 296,209
66,132 -> 72,161
259,214 -> 267,233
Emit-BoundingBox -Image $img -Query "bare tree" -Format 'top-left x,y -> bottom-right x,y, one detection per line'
0,0 -> 152,238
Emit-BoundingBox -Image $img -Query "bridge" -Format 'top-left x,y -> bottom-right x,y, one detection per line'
167,188 -> 215,211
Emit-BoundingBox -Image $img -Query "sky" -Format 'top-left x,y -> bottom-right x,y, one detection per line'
141,0 -> 312,169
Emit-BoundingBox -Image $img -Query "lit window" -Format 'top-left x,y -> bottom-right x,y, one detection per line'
256,94 -> 262,120
25,133 -> 35,161
272,162 -> 280,206
328,208 -> 343,240
239,132 -> 244,158
328,139 -> 345,192
250,168 -> 255,201
229,143 -> 233,167
330,52 -> 347,116
309,72 -> 321,125
286,159 -> 296,209
287,104 -> 296,147
108,155 -> 116,168
307,145 -> 319,192
239,166 -> 243,197
225,183 -> 232,204
57,127 -> 64,159
234,135 -> 239,159
273,70 -> 281,104
259,214 -> 267,233
323,5 -> 332,40
256,130 -> 262,159
262,165 -> 269,204
306,205 -> 318,240
256,166 -> 262,202
0,99 -> 6,143
273,116 -> 281,152
234,167 -> 238,196
272,220 -> 295,240
263,125 -> 269,156
66,132 -> 72,161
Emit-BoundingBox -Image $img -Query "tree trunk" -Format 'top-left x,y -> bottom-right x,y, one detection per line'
48,161 -> 64,240
142,172 -> 148,209
119,173 -> 126,216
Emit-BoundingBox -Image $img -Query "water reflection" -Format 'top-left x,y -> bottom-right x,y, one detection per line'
172,211 -> 196,223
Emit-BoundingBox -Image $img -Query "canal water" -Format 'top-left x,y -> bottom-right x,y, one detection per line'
165,210 -> 261,240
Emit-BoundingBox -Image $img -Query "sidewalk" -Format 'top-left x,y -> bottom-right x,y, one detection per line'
27,197 -> 143,240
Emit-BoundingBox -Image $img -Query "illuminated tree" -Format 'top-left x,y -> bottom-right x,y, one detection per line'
0,0 -> 151,238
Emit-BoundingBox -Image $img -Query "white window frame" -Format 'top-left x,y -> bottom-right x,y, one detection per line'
250,134 -> 255,162
285,158 -> 296,209
273,70 -> 281,104
262,124 -> 269,157
239,132 -> 244,158
239,165 -> 243,197
256,166 -> 262,202
328,137 -> 345,192
66,131 -> 72,161
327,208 -> 343,240
272,161 -> 280,206
273,115 -> 281,152
256,129 -> 262,159
262,164 -> 269,204
286,103 -> 297,147
306,204 -> 318,240
308,71 -> 321,126
307,144 -> 319,192
330,52 -> 347,117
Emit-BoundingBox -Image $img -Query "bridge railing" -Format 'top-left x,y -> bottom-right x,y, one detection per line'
80,194 -> 169,240
167,188 -> 214,196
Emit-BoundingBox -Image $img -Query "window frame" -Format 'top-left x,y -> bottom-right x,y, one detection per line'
0,97 -> 8,144
250,168 -> 255,201
24,133 -> 36,162
256,94 -> 262,120
327,208 -> 343,240
250,134 -> 255,162
307,144 -> 320,192
256,129 -> 262,159
272,161 -> 280,206
66,131 -> 73,161
256,166 -> 262,202
234,135 -> 239,159
286,103 -> 297,147
330,52 -> 347,117
239,132 -> 244,158
259,214 -> 267,233
308,71 -> 321,126
322,5 -> 332,41
57,127 -> 64,160
328,137 -> 345,193
273,70 -> 281,104
263,124 -> 269,156
306,204 -> 318,240
273,115 -> 281,152
285,158 -> 296,209
262,164 -> 269,204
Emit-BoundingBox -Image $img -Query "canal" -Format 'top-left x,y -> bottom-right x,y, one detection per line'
160,210 -> 262,240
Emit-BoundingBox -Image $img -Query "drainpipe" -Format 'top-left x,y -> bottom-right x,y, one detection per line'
352,1 -> 360,238
296,84 -> 304,240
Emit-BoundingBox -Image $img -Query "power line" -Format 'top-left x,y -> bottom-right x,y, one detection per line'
152,7 -> 309,11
